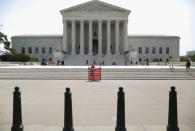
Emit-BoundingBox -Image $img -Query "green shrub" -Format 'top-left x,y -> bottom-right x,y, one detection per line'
181,55 -> 195,62
7,53 -> 31,62
0,54 -> 10,61
152,58 -> 159,62
190,55 -> 195,62
30,57 -> 37,62
180,56 -> 187,62
0,53 -> 36,62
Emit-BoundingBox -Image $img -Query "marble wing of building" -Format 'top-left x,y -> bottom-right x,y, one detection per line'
187,50 -> 195,56
12,0 -> 180,65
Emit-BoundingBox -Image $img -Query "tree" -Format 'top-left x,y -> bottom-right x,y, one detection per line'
0,32 -> 35,62
180,55 -> 195,62
8,53 -> 31,62
0,31 -> 16,54
152,58 -> 159,62
180,56 -> 187,62
189,55 -> 195,62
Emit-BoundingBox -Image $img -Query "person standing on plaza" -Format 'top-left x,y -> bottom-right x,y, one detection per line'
143,56 -> 146,65
61,60 -> 64,66
146,59 -> 149,66
86,60 -> 88,65
186,58 -> 191,72
187,56 -> 192,65
169,56 -> 174,69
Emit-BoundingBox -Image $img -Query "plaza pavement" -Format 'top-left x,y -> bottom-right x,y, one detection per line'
0,80 -> 195,131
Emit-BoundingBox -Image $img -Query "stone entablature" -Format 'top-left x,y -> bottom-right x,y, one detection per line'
60,1 -> 130,21
60,0 -> 130,13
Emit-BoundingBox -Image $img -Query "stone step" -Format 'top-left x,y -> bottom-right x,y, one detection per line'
0,66 -> 194,72
61,54 -> 127,65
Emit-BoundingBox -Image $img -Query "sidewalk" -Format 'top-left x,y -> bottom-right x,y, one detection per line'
1,125 -> 194,131
0,80 -> 195,131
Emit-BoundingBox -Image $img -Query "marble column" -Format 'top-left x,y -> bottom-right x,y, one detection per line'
124,20 -> 128,52
88,20 -> 92,55
71,20 -> 75,55
98,20 -> 102,56
115,20 -> 119,55
63,20 -> 67,53
80,20 -> 84,55
107,20 -> 111,55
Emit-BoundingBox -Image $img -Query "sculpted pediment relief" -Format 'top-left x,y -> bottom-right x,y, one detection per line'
61,0 -> 130,13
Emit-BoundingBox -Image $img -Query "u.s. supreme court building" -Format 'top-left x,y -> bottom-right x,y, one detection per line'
12,0 -> 180,65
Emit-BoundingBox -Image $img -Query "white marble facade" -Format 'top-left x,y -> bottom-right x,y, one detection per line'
11,0 -> 180,65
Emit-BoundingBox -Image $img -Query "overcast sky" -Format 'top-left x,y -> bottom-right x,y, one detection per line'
0,0 -> 195,55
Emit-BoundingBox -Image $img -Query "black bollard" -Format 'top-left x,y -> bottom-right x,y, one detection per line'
63,88 -> 74,131
11,87 -> 23,131
167,86 -> 179,131
115,87 -> 126,131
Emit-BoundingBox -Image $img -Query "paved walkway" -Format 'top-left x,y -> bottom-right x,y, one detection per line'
0,80 -> 195,131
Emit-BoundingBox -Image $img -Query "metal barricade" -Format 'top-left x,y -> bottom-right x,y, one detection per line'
88,67 -> 101,80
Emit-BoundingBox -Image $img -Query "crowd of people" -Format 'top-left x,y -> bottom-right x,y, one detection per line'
40,56 -> 193,72
41,58 -> 65,66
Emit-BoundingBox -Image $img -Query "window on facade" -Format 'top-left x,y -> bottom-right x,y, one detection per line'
152,47 -> 156,54
28,47 -> 32,54
35,47 -> 39,54
138,47 -> 142,54
42,47 -> 45,54
139,58 -> 142,62
49,47 -> 52,54
166,47 -> 169,54
159,47 -> 162,54
22,47 -> 25,54
145,47 -> 149,54
160,58 -> 162,62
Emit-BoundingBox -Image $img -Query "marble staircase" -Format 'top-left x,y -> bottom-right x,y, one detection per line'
61,54 -> 128,66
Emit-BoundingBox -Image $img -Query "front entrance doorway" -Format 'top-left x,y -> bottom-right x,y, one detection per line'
93,39 -> 98,56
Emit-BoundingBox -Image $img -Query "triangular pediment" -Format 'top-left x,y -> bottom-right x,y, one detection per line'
60,0 -> 130,13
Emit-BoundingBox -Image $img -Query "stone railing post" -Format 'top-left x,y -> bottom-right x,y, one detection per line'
115,87 -> 126,131
167,86 -> 179,131
11,87 -> 23,131
63,88 -> 74,131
